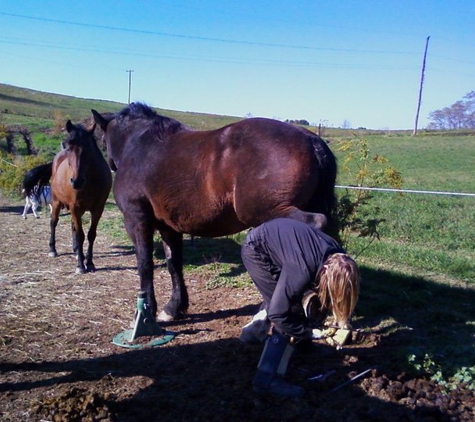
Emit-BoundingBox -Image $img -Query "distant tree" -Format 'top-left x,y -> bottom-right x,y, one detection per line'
285,119 -> 309,126
427,91 -> 475,130
341,119 -> 351,129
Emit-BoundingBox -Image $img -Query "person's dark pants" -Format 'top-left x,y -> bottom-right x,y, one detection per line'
241,236 -> 279,309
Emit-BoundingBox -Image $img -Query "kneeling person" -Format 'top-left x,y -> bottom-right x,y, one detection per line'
241,218 -> 360,397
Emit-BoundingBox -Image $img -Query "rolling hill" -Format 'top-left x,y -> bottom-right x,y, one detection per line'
0,83 -> 241,131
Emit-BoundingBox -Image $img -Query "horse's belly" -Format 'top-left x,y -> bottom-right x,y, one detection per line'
160,206 -> 247,237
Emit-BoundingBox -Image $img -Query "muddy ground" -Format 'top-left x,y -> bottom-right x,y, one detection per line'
1,195 -> 474,421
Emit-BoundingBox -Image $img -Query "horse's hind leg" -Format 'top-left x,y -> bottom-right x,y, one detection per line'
284,207 -> 329,231
22,199 -> 30,219
158,228 -> 188,321
31,200 -> 40,218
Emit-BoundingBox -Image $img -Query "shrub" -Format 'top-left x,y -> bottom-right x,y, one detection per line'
336,135 -> 403,250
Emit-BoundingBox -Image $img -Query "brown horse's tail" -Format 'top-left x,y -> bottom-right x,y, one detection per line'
307,137 -> 339,239
316,253 -> 360,329
23,162 -> 53,198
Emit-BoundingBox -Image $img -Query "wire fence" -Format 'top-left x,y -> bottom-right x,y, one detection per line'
336,185 -> 475,198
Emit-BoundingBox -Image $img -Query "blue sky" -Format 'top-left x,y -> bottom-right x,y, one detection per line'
0,1 -> 474,129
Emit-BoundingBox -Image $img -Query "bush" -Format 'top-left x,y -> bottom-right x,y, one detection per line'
0,151 -> 50,198
336,135 -> 403,251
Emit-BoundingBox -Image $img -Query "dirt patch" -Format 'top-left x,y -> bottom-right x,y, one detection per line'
1,196 -> 474,421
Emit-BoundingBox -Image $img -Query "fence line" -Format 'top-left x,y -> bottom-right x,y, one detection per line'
336,185 -> 475,198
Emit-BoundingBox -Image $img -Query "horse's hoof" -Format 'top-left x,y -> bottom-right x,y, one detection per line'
76,267 -> 86,275
48,251 -> 58,257
157,310 -> 174,322
22,215 -> 26,219
35,216 -> 40,219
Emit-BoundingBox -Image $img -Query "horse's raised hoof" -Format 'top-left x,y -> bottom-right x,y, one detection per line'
157,310 -> 174,322
48,251 -> 58,257
158,308 -> 187,321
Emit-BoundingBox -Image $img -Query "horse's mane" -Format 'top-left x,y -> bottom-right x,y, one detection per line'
116,102 -> 188,138
64,123 -> 103,155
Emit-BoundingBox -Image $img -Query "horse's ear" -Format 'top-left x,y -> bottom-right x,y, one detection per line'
66,120 -> 74,133
92,109 -> 109,132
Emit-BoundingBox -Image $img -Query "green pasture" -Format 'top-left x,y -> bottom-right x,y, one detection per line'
1,84 -> 475,387
331,133 -> 475,284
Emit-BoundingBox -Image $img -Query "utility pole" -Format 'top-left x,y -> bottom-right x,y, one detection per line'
413,36 -> 430,136
126,70 -> 134,104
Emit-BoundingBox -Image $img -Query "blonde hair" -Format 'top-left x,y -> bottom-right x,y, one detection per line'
316,253 -> 360,328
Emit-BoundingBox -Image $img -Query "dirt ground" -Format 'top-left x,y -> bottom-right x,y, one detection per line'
1,195 -> 474,422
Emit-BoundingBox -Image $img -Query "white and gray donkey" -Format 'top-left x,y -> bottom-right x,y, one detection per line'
22,185 -> 52,219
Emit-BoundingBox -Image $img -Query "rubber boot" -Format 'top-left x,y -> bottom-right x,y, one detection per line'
252,331 -> 305,397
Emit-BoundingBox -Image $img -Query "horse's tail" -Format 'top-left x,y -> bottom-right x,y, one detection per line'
307,137 -> 339,239
23,162 -> 53,198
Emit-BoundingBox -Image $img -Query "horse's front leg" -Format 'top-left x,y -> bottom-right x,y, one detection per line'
158,229 -> 187,321
71,212 -> 86,274
84,209 -> 103,272
124,213 -> 158,318
48,204 -> 61,257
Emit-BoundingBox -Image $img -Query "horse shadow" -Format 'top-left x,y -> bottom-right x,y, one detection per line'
153,235 -> 247,275
0,204 -> 25,215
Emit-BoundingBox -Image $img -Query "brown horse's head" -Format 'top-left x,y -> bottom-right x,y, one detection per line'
91,110 -> 118,171
91,104 -> 187,174
64,120 -> 97,190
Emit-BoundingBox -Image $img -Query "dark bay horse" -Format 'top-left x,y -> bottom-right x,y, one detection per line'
92,103 -> 338,321
25,121 -> 112,274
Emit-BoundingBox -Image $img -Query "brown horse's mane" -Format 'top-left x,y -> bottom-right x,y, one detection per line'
116,102 -> 188,138
64,123 -> 103,155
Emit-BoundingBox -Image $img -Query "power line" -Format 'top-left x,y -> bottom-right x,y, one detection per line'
0,11 -> 420,55
336,185 -> 475,197
0,37 -> 420,70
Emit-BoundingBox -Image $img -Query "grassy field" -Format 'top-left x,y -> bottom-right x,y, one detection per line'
2,83 -> 475,386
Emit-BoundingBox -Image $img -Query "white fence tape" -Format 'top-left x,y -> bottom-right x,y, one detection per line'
336,185 -> 475,198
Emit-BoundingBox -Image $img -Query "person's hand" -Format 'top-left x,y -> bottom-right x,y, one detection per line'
311,327 -> 338,339
311,329 -> 325,339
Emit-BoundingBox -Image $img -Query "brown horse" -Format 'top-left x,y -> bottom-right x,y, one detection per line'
26,121 -> 112,274
92,103 -> 339,321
